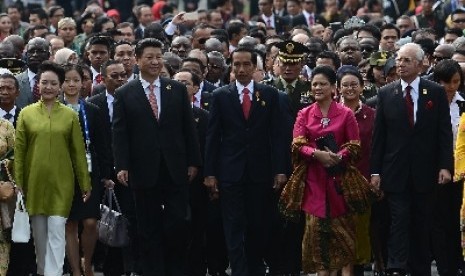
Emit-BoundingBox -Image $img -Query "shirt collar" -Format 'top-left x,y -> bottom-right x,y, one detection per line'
401,77 -> 420,94
280,77 -> 298,88
262,13 -> 275,21
27,69 -> 36,83
91,66 -> 99,79
140,77 -> 161,92
452,92 -> 465,103
236,80 -> 254,93
0,106 -> 16,116
105,90 -> 114,101
303,10 -> 313,19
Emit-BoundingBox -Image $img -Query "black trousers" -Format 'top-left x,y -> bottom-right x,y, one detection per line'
206,199 -> 229,275
220,173 -> 268,276
386,188 -> 434,275
431,181 -> 463,276
133,162 -> 190,276
264,188 -> 304,275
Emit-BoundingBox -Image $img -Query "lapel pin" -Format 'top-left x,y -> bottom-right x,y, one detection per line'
261,101 -> 266,106
256,91 -> 261,102
204,102 -> 209,106
194,118 -> 199,123
423,88 -> 427,95
166,84 -> 171,90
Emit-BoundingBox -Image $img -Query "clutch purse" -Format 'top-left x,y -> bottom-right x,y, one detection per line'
315,132 -> 346,175
97,188 -> 129,247
0,160 -> 15,201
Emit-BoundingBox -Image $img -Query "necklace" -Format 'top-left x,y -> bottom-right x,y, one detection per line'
321,117 -> 330,128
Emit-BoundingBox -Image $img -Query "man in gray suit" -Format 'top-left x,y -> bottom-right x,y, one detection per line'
16,37 -> 50,109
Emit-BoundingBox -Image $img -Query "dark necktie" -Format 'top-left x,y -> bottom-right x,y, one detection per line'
405,85 -> 414,127
3,113 -> 12,120
242,88 -> 251,120
32,75 -> 40,102
286,84 -> 294,95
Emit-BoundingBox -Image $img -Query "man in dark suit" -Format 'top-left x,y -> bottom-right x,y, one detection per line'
370,43 -> 453,276
134,5 -> 154,40
16,37 -> 50,109
204,47 -> 287,276
88,60 -> 142,276
112,38 -> 202,276
291,0 -> 327,27
0,73 -> 21,127
251,0 -> 290,34
181,56 -> 214,110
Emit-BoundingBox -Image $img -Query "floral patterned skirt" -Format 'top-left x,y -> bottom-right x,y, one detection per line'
0,228 -> 10,276
302,213 -> 355,273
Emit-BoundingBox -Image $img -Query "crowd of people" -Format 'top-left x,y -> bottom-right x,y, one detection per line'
0,0 -> 463,275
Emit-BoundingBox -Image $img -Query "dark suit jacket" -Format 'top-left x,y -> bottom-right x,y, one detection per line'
92,84 -> 106,96
370,79 -> 453,193
271,77 -> 312,118
250,14 -> 290,34
112,78 -> 202,189
135,26 -> 144,40
291,13 -> 327,27
200,81 -> 216,111
13,107 -> 20,128
88,92 -> 113,168
277,91 -> 293,176
193,106 -> 208,160
204,82 -> 286,183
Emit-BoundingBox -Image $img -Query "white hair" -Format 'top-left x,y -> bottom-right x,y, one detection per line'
401,42 -> 425,62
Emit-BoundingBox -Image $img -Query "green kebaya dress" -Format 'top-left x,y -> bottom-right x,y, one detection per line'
14,101 -> 91,217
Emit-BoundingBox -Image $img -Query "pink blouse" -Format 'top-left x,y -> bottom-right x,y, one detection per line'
293,101 -> 360,218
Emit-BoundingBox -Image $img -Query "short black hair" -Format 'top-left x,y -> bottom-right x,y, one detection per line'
62,63 -> 84,81
230,47 -> 258,65
445,28 -> 464,38
433,59 -> 465,92
100,60 -> 122,77
380,23 -> 400,40
412,28 -> 437,41
227,22 -> 247,40
415,38 -> 436,56
0,73 -> 19,90
452,7 -> 465,20
37,61 -> 65,85
135,38 -> 163,58
317,51 -> 341,70
357,24 -> 381,41
85,34 -> 113,51
48,5 -> 63,17
182,57 -> 205,72
30,8 -> 48,20
337,68 -> 364,88
177,68 -> 201,87
311,65 -> 337,85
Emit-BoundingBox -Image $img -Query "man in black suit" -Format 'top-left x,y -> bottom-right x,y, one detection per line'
251,0 -> 290,34
174,68 -> 210,276
134,5 -> 154,40
0,73 -> 21,127
204,47 -> 287,276
112,38 -> 202,276
370,43 -> 453,276
88,60 -> 142,276
291,0 -> 327,27
181,56 -> 214,110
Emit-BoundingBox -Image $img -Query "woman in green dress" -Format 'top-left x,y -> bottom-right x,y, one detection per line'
14,61 -> 91,276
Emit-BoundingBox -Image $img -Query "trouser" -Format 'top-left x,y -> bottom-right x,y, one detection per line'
30,215 -> 67,276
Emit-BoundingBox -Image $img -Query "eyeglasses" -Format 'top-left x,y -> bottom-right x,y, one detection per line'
108,73 -> 128,79
209,64 -> 223,70
360,46 -> 375,52
27,49 -> 49,55
341,83 -> 360,89
453,19 -> 465,23
395,57 -> 416,64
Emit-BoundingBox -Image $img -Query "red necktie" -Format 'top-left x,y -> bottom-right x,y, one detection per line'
242,88 -> 251,120
96,73 -> 103,84
405,85 -> 414,127
148,84 -> 159,120
308,14 -> 314,26
32,75 -> 40,102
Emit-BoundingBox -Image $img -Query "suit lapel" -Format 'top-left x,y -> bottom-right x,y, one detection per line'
159,78 -> 172,123
20,73 -> 32,101
228,83 -> 245,121
132,79 -> 158,122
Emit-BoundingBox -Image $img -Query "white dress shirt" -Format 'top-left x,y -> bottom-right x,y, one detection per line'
261,14 -> 275,28
105,91 -> 114,122
91,66 -> 100,87
140,77 -> 161,118
27,69 -> 36,92
450,92 -> 465,147
302,10 -> 315,26
0,106 -> 16,125
236,80 -> 254,103
194,82 -> 204,108
401,77 -> 420,124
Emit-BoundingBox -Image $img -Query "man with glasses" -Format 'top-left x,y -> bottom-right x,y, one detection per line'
16,37 -> 50,108
451,8 -> 465,29
291,0 -> 327,27
206,51 -> 227,88
359,37 -> 379,59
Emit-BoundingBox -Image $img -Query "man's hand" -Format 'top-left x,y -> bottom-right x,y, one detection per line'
117,170 -> 129,186
188,166 -> 198,182
438,169 -> 452,184
102,179 -> 115,189
370,175 -> 381,191
204,176 -> 219,200
171,12 -> 197,26
82,190 -> 91,202
273,174 -> 287,191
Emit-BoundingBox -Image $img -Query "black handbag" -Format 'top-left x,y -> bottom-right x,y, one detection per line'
97,188 -> 129,247
315,132 -> 346,176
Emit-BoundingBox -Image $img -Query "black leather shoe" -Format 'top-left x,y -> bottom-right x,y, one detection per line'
385,268 -> 407,276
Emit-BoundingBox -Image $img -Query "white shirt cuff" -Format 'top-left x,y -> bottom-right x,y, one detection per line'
164,22 -> 177,36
